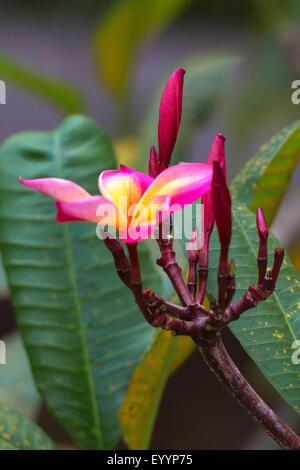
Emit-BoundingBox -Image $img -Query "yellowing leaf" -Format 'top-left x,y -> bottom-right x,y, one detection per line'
290,242 -> 300,276
120,330 -> 193,450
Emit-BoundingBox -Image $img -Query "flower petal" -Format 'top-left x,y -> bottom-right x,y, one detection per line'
56,196 -> 118,227
122,195 -> 171,243
133,162 -> 212,220
98,165 -> 153,210
19,177 -> 90,201
158,68 -> 185,171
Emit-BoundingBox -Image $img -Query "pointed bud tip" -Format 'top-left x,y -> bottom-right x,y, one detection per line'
157,67 -> 186,170
217,133 -> 225,141
176,67 -> 186,76
256,207 -> 269,238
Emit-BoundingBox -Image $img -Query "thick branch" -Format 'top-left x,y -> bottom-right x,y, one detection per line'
194,334 -> 300,450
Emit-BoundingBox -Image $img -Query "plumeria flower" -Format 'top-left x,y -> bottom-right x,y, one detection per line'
18,68 -> 213,243
19,162 -> 212,243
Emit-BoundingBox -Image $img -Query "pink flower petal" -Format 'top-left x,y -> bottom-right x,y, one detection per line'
133,163 -> 212,220
122,195 -> 171,243
18,177 -> 90,201
56,196 -> 118,227
98,165 -> 153,210
158,68 -> 185,171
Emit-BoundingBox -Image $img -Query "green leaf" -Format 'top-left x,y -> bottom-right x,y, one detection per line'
120,330 -> 194,449
207,203 -> 300,414
94,0 -> 191,96
0,115 -> 161,449
0,332 -> 40,419
231,119 -> 300,225
139,52 -> 240,170
0,52 -> 84,114
0,405 -> 58,450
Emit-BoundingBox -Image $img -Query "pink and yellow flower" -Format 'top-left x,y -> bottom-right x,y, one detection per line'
19,162 -> 212,243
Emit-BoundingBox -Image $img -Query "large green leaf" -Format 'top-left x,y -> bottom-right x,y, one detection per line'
0,115 -> 161,449
0,405 -> 58,450
231,119 -> 300,225
0,332 -> 40,419
0,53 -> 84,114
139,52 -> 240,171
94,0 -> 191,96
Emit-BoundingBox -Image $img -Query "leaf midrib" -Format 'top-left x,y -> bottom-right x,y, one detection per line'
232,205 -> 297,345
53,130 -> 103,449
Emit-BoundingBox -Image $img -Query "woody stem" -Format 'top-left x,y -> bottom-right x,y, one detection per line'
126,242 -> 152,323
194,334 -> 300,450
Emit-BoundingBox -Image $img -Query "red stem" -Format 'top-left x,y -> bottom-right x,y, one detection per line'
127,243 -> 152,324
127,242 -> 141,285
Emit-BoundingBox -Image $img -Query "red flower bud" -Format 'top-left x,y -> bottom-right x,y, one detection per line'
157,68 -> 185,172
256,207 -> 269,239
270,248 -> 284,290
202,133 -> 226,239
212,159 -> 232,248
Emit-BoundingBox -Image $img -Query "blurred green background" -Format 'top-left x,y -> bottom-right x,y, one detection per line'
0,0 -> 299,450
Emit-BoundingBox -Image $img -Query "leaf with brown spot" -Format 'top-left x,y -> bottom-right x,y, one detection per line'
0,405 -> 57,450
